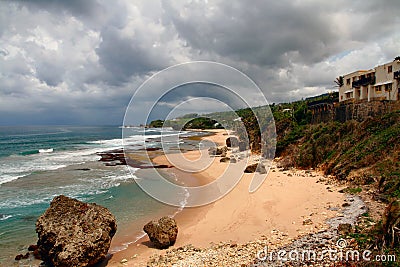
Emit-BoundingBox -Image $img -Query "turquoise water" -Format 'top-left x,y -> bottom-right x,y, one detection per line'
0,126 -> 198,265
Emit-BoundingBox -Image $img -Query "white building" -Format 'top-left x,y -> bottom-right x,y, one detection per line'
339,59 -> 400,102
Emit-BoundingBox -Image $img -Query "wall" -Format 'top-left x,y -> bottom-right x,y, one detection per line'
310,100 -> 400,124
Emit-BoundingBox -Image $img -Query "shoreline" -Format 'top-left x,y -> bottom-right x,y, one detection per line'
107,129 -> 349,266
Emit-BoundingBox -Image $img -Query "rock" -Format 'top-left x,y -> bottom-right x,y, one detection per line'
302,219 -> 313,225
120,259 -> 128,263
230,158 -> 237,163
28,244 -> 38,251
226,137 -> 239,147
337,223 -> 353,235
220,157 -> 230,163
208,147 -> 217,155
244,164 -> 257,173
15,252 -> 30,261
15,254 -> 23,261
238,141 -> 247,152
97,149 -> 127,165
244,163 -> 266,174
33,248 -> 41,260
36,195 -> 117,267
143,217 -> 178,249
256,164 -> 267,174
342,202 -> 350,207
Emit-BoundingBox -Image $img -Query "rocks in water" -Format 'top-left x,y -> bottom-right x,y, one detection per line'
226,137 -> 239,147
337,223 -> 353,235
97,149 -> 127,165
15,253 -> 29,261
28,244 -> 38,251
143,217 -> 178,249
220,157 -> 230,163
36,195 -> 117,267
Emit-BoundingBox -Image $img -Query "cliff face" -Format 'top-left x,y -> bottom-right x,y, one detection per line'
277,110 -> 400,200
36,195 -> 117,267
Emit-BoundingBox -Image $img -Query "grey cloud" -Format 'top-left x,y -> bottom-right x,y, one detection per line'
162,0 -> 340,67
0,0 -> 399,125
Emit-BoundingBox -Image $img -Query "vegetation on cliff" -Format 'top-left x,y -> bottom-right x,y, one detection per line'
150,96 -> 399,259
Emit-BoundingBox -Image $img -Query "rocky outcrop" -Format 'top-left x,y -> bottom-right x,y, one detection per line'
36,195 -> 117,267
97,149 -> 127,165
143,217 -> 178,249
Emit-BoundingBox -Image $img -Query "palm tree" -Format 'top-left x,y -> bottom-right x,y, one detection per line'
334,76 -> 344,88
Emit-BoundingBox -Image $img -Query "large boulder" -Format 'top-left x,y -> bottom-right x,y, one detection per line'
36,195 -> 117,267
143,217 -> 178,249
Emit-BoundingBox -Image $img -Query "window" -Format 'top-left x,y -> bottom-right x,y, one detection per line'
346,78 -> 350,85
385,83 -> 392,91
375,85 -> 382,93
388,65 -> 392,73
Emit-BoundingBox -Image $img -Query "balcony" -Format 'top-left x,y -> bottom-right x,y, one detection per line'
352,76 -> 376,88
394,70 -> 400,79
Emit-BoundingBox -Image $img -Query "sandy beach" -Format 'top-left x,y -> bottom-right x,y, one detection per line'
107,129 -> 346,267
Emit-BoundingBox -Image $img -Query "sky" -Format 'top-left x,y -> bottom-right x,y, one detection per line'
0,0 -> 399,125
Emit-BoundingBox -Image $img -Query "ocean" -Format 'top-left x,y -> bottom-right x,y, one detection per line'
0,126 -> 201,265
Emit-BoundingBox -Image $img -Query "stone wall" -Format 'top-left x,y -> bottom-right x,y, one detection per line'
310,100 -> 400,124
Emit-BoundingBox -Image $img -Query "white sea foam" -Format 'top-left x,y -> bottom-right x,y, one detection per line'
109,231 -> 147,253
0,168 -> 136,209
38,148 -> 54,153
0,214 -> 12,221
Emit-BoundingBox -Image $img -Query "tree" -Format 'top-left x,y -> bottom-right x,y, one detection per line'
334,76 -> 344,88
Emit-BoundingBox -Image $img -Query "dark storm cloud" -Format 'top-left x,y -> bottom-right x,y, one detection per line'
162,0 -> 339,67
96,26 -> 173,85
0,0 -> 399,125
